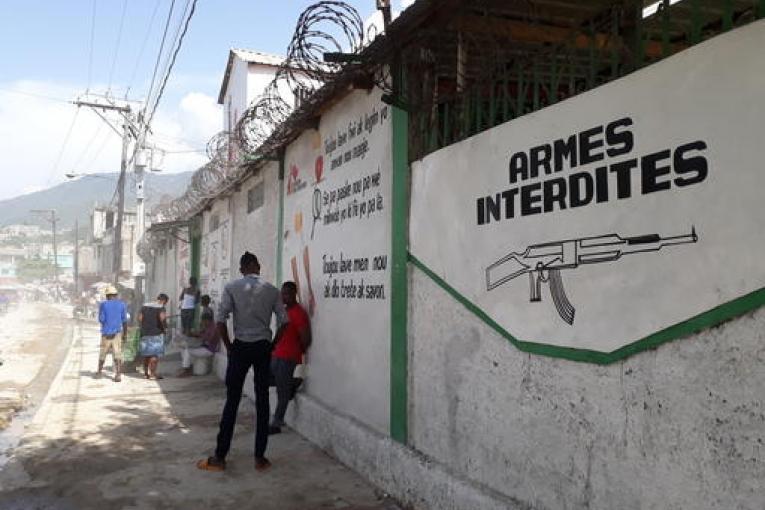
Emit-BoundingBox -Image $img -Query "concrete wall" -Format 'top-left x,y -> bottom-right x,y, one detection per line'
199,198 -> 232,305
229,162 -> 279,283
281,88 -> 393,435
211,161 -> 280,386
408,268 -> 765,510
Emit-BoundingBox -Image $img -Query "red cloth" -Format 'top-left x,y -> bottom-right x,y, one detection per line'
273,303 -> 309,364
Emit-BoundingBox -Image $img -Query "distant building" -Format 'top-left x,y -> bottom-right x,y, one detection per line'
0,224 -> 43,240
82,204 -> 149,282
0,247 -> 26,278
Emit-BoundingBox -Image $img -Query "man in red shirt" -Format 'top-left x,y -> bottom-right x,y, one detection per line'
269,281 -> 311,434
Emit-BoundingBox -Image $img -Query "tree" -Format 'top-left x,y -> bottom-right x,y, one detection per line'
16,257 -> 57,282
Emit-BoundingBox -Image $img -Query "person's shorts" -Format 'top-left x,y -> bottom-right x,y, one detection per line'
140,335 -> 166,357
180,309 -> 195,331
100,333 -> 123,362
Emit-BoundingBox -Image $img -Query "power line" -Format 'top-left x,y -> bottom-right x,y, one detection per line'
48,108 -> 81,185
0,87 -> 72,104
144,0 -> 177,114
86,0 -> 97,91
84,128 -> 116,172
126,0 -> 163,99
107,0 -> 129,92
71,123 -> 105,171
145,0 -> 198,130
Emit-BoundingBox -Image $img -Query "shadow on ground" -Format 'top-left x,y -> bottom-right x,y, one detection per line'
0,326 -> 400,510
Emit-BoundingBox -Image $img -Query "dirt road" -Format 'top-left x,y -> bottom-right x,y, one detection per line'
0,310 -> 400,510
0,302 -> 73,431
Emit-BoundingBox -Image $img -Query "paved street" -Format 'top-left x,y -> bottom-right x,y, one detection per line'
0,312 -> 399,510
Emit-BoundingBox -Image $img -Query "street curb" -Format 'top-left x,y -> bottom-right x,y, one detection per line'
28,317 -> 81,429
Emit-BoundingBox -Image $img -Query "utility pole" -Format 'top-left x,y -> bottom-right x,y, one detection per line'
31,209 -> 60,301
74,219 -> 79,298
113,121 -> 130,283
72,98 -> 135,285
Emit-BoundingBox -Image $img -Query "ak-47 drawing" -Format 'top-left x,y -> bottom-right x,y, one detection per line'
486,228 -> 698,325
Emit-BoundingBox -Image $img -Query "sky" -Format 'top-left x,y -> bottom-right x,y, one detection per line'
0,0 -> 415,201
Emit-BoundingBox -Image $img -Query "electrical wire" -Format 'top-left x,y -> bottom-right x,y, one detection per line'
47,108 -> 81,185
83,128 -> 116,172
0,87 -> 72,104
70,123 -> 105,172
144,0 -> 177,118
107,0 -> 129,92
153,2 -> 367,228
126,0 -> 163,99
144,0 -> 198,130
86,0 -> 97,92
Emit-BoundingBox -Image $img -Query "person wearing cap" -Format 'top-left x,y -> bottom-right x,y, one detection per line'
197,252 -> 288,473
97,285 -> 128,382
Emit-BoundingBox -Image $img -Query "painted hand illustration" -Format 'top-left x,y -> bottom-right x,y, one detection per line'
303,246 -> 316,316
486,227 -> 698,325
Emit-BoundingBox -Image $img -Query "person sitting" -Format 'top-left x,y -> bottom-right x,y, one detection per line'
178,295 -> 220,377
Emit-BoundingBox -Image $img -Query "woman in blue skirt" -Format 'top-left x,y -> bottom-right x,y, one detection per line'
138,293 -> 169,379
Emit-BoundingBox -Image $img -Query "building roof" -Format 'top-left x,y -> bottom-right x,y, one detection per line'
218,48 -> 286,104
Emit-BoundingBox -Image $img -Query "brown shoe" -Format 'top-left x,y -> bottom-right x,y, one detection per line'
197,456 -> 225,472
255,457 -> 271,472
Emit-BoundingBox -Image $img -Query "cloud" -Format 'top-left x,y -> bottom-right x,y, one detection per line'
0,80 -> 221,201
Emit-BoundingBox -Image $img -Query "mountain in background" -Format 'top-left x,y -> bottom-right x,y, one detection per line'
0,172 -> 193,229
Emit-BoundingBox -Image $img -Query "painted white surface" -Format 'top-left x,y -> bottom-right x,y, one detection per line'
199,199 -> 232,305
410,20 -> 765,353
282,88 -> 393,434
409,267 -> 765,510
229,161 -> 279,283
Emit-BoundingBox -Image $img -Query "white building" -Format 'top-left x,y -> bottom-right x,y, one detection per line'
0,224 -> 43,240
218,48 -> 290,132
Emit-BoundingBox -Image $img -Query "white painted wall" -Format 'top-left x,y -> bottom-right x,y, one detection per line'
409,268 -> 765,510
405,20 -> 765,510
229,161 -> 279,282
282,88 -> 393,434
210,160 -> 281,390
199,199 -> 232,305
144,230 -> 190,328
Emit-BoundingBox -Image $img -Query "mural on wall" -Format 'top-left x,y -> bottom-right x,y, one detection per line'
410,23 -> 765,355
284,90 -> 391,317
178,240 -> 190,298
282,87 -> 392,432
486,228 -> 698,325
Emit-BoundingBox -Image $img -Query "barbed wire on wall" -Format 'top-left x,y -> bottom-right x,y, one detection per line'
145,1 -> 370,242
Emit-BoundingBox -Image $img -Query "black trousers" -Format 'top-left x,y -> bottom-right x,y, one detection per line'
215,339 -> 271,460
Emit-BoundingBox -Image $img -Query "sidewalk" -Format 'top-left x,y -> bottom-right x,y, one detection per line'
0,319 -> 400,510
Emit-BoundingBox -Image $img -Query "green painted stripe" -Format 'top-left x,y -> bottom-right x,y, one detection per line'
390,105 -> 409,443
408,253 -> 765,365
276,152 -> 285,286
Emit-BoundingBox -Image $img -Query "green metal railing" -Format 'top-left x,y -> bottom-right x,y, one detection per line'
407,0 -> 764,161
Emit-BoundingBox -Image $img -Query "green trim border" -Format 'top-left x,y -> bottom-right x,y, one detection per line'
276,152 -> 285,286
390,105 -> 409,442
409,253 -> 765,365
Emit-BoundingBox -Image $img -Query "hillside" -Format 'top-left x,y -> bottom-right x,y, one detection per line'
0,172 -> 193,229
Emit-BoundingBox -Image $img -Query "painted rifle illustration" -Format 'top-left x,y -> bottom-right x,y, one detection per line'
486,228 -> 698,325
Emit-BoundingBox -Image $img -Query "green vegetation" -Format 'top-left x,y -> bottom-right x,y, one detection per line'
15,257 -> 57,282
